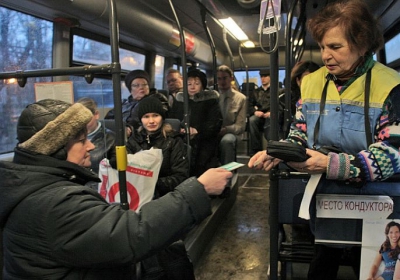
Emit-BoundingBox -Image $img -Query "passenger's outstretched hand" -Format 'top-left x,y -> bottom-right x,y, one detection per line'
198,168 -> 233,195
248,150 -> 281,172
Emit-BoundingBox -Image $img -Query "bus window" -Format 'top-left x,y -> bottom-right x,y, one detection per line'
72,35 -> 146,71
385,33 -> 400,64
70,76 -> 129,114
0,6 -> 53,154
154,55 -> 165,90
234,69 -> 286,88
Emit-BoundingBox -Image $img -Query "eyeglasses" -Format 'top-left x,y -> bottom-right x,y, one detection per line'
131,83 -> 149,89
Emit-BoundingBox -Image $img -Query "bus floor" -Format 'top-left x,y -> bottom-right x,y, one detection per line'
194,137 -> 358,280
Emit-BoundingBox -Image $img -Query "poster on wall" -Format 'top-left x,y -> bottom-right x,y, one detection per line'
34,81 -> 73,103
360,219 -> 400,280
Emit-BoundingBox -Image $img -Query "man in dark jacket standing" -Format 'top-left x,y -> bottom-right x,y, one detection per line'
0,99 -> 232,279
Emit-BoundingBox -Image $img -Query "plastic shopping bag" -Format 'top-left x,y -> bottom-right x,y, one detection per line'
98,148 -> 163,212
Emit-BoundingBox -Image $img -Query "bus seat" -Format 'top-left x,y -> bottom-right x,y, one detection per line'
164,118 -> 181,132
103,119 -> 118,132
157,89 -> 169,99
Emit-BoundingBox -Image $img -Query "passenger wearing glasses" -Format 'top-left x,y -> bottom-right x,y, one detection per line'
105,69 -> 167,134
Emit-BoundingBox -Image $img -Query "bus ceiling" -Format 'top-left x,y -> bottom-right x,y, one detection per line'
1,0 -> 400,69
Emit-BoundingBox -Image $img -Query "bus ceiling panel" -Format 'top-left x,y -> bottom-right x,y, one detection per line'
138,0 -> 242,55
376,0 -> 400,33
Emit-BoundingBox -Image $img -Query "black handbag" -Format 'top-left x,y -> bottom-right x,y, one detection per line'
267,140 -> 308,162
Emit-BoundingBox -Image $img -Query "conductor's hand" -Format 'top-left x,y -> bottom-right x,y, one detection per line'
248,150 -> 281,172
286,148 -> 328,174
198,168 -> 233,195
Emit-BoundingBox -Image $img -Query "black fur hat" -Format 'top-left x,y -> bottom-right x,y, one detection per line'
17,99 -> 92,159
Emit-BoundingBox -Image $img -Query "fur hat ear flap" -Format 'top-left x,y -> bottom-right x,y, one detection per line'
18,100 -> 93,157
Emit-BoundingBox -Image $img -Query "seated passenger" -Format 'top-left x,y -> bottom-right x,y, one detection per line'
0,98 -> 232,279
104,69 -> 168,133
126,97 -> 195,278
169,69 -> 222,177
126,97 -> 190,198
105,69 -> 150,128
248,69 -> 275,155
166,68 -> 184,111
217,65 -> 247,165
77,97 -> 115,175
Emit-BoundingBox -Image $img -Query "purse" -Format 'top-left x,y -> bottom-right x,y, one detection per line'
267,140 -> 308,162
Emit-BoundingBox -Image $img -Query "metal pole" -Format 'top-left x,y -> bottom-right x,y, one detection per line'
0,65 -> 114,83
108,0 -> 129,210
283,0 -> 297,138
269,32 -> 280,280
169,0 -> 191,163
201,8 -> 218,91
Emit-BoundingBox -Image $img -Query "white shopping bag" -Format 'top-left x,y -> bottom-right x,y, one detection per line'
98,149 -> 163,212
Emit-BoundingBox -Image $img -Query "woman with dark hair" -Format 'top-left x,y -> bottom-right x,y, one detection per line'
368,221 -> 400,280
169,69 -> 223,177
126,97 -> 189,198
0,99 -> 232,279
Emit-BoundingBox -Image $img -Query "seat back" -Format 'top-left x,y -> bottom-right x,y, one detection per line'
103,119 -> 117,132
164,118 -> 181,132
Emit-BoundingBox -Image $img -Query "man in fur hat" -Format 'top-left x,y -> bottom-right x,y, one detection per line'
0,99 -> 232,279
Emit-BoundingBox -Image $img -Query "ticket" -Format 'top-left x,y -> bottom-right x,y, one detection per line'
220,162 -> 245,171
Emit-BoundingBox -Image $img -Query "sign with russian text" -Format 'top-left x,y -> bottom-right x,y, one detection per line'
316,194 -> 393,219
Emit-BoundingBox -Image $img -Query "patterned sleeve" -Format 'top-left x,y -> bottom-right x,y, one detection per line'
286,98 -> 309,147
327,86 -> 400,182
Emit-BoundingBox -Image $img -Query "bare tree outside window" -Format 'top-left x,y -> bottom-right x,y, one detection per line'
0,7 -> 53,154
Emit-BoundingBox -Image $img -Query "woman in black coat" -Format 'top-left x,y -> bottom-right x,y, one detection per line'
169,69 -> 223,177
127,96 -> 189,198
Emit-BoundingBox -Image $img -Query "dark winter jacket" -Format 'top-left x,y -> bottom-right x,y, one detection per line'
0,147 -> 211,279
105,95 -> 140,126
169,90 -> 222,176
126,125 -> 189,197
248,86 -> 285,126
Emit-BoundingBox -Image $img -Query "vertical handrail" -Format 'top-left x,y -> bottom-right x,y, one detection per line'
238,44 -> 250,154
201,8 -> 218,91
169,0 -> 191,163
108,0 -> 129,210
268,31 -> 280,280
238,44 -> 249,94
283,0 -> 298,138
222,27 -> 235,71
